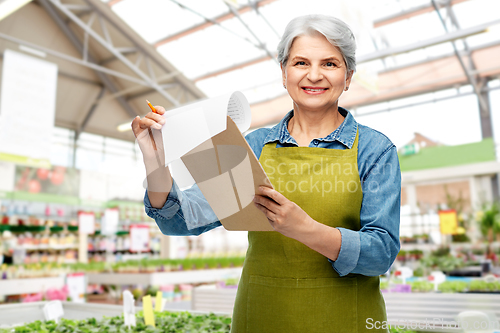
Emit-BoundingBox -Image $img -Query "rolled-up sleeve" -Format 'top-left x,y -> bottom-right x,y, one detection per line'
144,179 -> 221,236
331,145 -> 401,276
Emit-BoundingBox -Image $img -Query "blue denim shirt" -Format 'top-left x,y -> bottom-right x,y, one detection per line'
145,107 -> 401,277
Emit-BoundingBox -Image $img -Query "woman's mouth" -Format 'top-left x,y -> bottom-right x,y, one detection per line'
302,87 -> 328,94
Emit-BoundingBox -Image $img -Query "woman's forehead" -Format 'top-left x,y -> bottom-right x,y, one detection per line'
289,34 -> 343,58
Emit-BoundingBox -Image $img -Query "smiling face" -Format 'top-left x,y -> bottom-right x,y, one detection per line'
282,32 -> 353,114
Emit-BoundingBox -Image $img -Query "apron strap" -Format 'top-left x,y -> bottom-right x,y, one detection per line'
351,127 -> 359,151
262,128 -> 359,151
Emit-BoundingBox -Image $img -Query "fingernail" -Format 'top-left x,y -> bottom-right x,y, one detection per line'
159,119 -> 166,125
153,123 -> 162,130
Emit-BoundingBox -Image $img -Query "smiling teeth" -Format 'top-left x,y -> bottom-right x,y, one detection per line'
304,88 -> 325,91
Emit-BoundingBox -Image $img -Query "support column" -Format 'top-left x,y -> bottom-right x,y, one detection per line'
160,235 -> 171,259
478,78 -> 493,139
406,184 -> 419,235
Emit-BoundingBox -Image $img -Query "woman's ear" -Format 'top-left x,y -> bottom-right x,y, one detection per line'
345,70 -> 353,90
281,63 -> 287,88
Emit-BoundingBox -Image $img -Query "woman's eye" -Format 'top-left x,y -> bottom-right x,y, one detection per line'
295,61 -> 306,66
325,62 -> 336,67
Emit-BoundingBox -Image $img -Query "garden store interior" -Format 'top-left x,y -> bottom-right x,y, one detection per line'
1,0 -> 500,332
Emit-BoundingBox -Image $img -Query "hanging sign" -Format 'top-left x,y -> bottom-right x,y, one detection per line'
438,209 -> 458,235
0,49 -> 57,166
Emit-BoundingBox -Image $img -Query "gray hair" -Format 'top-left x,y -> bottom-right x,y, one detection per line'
277,15 -> 356,73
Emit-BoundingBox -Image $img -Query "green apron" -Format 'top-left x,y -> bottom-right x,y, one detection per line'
231,130 -> 388,333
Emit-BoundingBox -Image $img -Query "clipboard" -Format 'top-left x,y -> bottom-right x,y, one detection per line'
181,116 -> 274,231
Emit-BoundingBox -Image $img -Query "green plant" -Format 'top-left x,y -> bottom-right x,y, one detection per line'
476,203 -> 500,258
408,281 -> 433,292
437,281 -> 467,293
0,311 -> 232,333
419,252 -> 464,273
444,185 -> 470,242
469,280 -> 500,292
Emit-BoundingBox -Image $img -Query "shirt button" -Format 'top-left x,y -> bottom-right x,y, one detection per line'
313,140 -> 319,145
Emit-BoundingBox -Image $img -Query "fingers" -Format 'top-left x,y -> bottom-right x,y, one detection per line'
253,194 -> 279,213
131,116 -> 141,133
145,111 -> 166,126
253,201 -> 277,225
257,186 -> 284,205
139,117 -> 163,130
153,105 -> 166,115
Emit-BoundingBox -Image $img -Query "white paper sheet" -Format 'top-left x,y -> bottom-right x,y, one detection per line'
161,91 -> 251,165
159,91 -> 251,188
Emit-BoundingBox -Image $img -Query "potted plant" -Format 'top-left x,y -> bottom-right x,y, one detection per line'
476,203 -> 500,264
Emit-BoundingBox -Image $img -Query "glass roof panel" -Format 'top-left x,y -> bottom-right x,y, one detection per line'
196,59 -> 282,102
104,0 -> 498,111
179,0 -> 230,19
112,0 -> 205,43
452,0 -> 500,29
157,24 -> 266,79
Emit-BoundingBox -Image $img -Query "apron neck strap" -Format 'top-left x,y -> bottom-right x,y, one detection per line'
264,128 -> 359,150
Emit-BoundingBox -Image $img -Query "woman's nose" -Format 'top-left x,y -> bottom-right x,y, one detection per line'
307,65 -> 323,82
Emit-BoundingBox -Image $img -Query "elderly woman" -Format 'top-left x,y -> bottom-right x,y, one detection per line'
133,14 -> 400,333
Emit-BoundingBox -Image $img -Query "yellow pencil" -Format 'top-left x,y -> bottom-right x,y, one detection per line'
146,99 -> 158,114
146,100 -> 162,168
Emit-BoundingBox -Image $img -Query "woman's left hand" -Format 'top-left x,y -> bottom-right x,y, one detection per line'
253,186 -> 314,239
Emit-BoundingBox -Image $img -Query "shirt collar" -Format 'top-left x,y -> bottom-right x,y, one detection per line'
262,107 -> 358,148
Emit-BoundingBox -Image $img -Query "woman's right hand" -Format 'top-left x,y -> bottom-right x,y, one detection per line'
131,105 -> 173,207
131,105 -> 166,165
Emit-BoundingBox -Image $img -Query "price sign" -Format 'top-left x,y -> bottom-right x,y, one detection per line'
102,208 -> 119,235
67,272 -> 86,303
78,212 -> 95,234
130,225 -> 150,252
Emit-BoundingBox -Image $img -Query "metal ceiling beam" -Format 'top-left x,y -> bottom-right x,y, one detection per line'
38,0 -> 139,118
80,0 -> 203,102
153,0 -> 277,47
190,19 -> 500,84
48,0 -> 181,107
373,0 -> 469,28
0,31 -> 151,86
431,0 -> 489,118
378,39 -> 500,75
444,1 -> 493,139
163,0 -> 262,50
76,86 -> 106,140
0,51 -> 101,86
355,85 -> 500,118
248,0 -> 280,39
224,1 -> 276,62
125,83 -> 179,101
357,18 -> 500,64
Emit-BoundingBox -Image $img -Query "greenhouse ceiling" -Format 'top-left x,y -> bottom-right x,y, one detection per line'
0,0 -> 498,141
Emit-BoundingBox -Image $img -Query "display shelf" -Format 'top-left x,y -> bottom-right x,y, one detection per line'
192,285 -> 236,314
0,276 -> 65,297
87,267 -> 243,286
0,301 -> 136,326
15,245 -> 79,251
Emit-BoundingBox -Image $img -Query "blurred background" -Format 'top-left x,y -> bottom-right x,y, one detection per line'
0,0 -> 500,331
